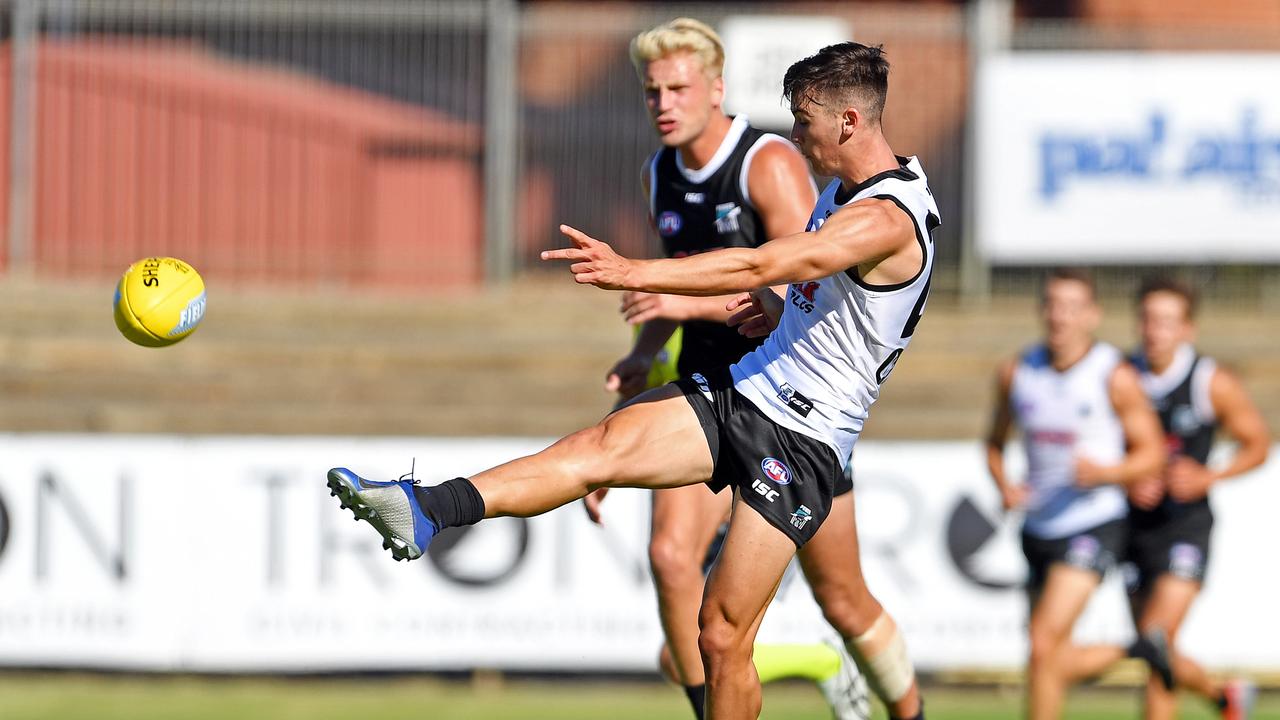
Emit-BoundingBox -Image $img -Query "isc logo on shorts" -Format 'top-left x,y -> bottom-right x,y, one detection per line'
761,457 -> 791,485
750,478 -> 780,503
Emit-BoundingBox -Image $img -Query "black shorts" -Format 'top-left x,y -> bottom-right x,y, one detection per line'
1021,518 -> 1126,599
676,366 -> 844,547
1123,509 -> 1213,596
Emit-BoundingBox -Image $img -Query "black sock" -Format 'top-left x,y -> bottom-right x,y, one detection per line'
682,684 -> 705,720
413,477 -> 485,529
1127,633 -> 1166,664
1127,632 -> 1175,690
1216,691 -> 1229,710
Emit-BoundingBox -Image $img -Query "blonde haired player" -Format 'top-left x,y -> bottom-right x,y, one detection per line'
329,40 -> 930,720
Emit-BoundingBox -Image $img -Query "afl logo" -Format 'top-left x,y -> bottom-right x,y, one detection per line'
761,457 -> 792,485
657,211 -> 682,237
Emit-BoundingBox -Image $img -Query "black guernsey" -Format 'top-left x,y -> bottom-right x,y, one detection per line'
649,116 -> 784,379
1129,349 -> 1219,528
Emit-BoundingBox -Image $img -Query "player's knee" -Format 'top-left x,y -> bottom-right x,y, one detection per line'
560,423 -> 624,490
697,607 -> 750,667
814,582 -> 881,639
648,534 -> 701,589
1027,625 -> 1062,669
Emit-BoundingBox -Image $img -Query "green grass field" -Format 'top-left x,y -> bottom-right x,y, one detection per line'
2,675 -> 1277,720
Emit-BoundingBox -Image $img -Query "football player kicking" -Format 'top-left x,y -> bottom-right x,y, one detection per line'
328,42 -> 933,720
587,18 -> 875,719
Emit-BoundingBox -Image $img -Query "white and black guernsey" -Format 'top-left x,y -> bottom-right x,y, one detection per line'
731,156 -> 940,462
1130,343 -> 1219,528
648,115 -> 796,378
1011,343 -> 1128,539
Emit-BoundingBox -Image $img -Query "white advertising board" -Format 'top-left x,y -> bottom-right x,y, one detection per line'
976,54 -> 1280,263
721,15 -> 852,130
0,435 -> 1275,672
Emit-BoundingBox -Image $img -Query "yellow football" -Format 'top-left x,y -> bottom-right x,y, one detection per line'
113,257 -> 207,347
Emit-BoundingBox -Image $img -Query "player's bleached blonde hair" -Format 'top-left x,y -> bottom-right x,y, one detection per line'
629,18 -> 725,79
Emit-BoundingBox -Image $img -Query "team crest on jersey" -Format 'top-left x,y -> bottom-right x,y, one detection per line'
761,457 -> 792,485
1170,405 -> 1199,435
657,211 -> 682,237
714,202 -> 742,234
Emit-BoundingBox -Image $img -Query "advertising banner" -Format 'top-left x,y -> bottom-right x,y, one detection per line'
0,435 -> 1275,671
721,15 -> 851,130
976,54 -> 1280,263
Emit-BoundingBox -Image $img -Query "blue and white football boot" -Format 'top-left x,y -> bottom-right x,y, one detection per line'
326,467 -> 437,561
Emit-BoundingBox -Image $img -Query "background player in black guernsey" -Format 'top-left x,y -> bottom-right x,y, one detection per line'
985,268 -> 1170,720
328,42 -> 934,720
1123,278 -> 1269,720
583,18 -> 879,720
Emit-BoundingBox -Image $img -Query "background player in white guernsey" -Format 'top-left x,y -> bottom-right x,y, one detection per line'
1122,277 -> 1269,719
327,42 -> 934,720
583,18 -> 873,720
985,268 -> 1169,720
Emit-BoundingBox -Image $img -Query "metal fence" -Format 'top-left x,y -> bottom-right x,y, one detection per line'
0,0 -> 1275,304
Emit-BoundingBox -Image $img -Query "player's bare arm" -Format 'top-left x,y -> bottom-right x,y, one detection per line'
1165,367 -> 1271,502
985,357 -> 1027,510
624,142 -> 814,324
1075,363 -> 1165,488
721,140 -> 814,336
546,197 -> 916,295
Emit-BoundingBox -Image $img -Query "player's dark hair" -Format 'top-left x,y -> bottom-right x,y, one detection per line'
1137,276 -> 1198,319
1044,266 -> 1096,300
782,42 -> 889,124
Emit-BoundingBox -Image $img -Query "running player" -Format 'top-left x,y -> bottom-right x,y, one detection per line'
328,42 -> 932,720
984,268 -> 1171,720
1123,277 -> 1269,719
586,18 -> 869,719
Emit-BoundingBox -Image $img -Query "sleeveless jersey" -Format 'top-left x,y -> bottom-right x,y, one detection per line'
731,156 -> 940,461
649,115 -> 794,378
1011,343 -> 1128,539
1129,343 -> 1219,527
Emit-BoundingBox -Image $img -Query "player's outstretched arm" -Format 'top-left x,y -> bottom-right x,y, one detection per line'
1076,364 -> 1165,488
545,198 -> 913,296
986,358 -> 1026,511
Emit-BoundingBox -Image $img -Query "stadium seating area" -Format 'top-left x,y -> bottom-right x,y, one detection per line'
2,275 -> 1275,440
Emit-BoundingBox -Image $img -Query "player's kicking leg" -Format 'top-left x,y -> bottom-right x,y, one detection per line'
799,491 -> 920,720
328,384 -> 714,559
